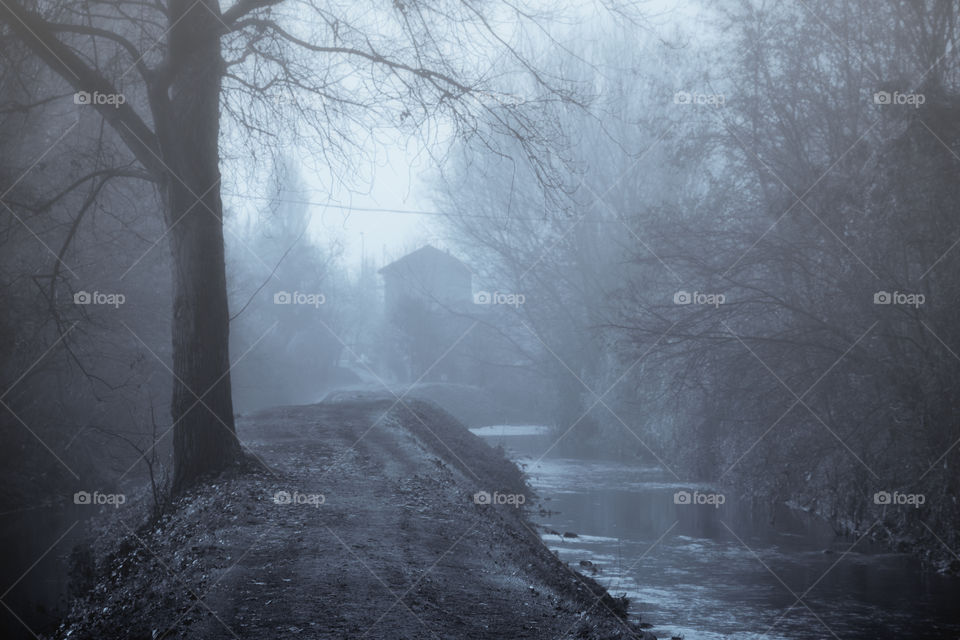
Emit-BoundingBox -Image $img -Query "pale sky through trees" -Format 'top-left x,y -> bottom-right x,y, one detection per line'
4,0 -> 960,638
221,0 -> 713,272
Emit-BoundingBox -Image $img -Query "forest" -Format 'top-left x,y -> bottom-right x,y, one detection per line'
2,1 -> 960,638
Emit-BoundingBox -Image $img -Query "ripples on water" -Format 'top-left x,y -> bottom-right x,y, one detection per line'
472,426 -> 960,640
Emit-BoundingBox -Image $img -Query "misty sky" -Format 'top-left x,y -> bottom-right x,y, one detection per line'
220,0 -> 713,273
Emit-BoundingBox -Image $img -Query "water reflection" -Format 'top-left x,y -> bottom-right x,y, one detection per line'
474,427 -> 960,640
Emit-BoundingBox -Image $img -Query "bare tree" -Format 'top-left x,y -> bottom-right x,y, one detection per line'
1,0 -> 581,490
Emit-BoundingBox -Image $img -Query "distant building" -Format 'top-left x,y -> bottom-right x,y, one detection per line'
379,245 -> 472,315
378,245 -> 474,383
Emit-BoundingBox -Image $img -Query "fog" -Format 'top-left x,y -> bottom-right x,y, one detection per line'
2,1 -> 960,638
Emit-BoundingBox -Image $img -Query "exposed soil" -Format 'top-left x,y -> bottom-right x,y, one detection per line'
54,398 -> 651,639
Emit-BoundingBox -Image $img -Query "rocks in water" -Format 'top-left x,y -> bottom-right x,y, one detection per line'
562,531 -> 578,538
577,559 -> 599,574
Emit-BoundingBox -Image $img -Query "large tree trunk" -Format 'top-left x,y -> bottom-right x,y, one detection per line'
0,0 -> 241,491
160,0 -> 241,491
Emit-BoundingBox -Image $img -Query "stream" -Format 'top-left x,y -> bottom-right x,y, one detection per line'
472,425 -> 960,640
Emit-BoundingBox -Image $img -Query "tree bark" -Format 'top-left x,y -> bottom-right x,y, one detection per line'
159,0 -> 241,491
0,0 -> 243,490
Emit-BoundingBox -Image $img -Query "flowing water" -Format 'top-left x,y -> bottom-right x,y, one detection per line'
472,426 -> 960,640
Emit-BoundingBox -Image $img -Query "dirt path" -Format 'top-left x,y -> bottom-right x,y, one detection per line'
57,398 -> 647,639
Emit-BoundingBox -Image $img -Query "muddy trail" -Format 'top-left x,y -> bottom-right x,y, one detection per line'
56,398 -> 648,639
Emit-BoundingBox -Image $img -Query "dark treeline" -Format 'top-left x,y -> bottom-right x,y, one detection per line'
433,0 -> 960,568
2,3 -> 960,638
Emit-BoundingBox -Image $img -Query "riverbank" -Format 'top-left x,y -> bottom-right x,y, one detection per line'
53,398 -> 648,639
479,428 -> 960,640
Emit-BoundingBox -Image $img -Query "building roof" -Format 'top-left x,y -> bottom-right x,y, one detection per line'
378,245 -> 471,277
